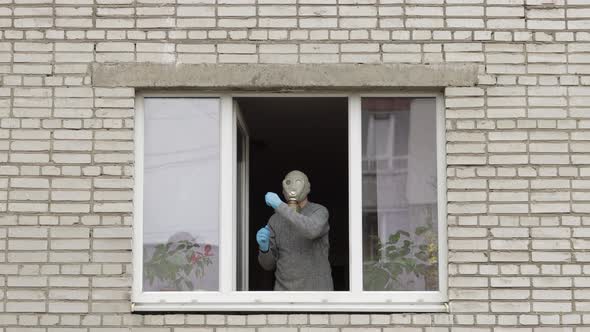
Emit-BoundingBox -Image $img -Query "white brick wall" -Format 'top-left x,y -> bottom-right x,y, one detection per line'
1,0 -> 590,330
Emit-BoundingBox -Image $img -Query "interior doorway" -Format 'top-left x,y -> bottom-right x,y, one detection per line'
236,97 -> 350,291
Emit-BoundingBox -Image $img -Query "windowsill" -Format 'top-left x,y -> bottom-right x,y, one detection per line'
132,291 -> 449,312
132,302 -> 449,313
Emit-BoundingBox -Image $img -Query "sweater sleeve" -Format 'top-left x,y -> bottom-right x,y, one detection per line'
275,203 -> 329,240
257,223 -> 277,271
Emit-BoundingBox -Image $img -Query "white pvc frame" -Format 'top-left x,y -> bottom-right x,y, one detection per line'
133,91 -> 448,312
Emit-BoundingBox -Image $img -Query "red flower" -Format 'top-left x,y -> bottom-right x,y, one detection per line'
190,253 -> 201,263
204,244 -> 212,256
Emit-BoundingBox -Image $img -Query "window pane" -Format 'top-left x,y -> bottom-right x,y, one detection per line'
362,97 -> 438,291
142,98 -> 220,292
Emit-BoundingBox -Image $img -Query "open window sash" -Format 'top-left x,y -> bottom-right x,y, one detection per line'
234,100 -> 250,291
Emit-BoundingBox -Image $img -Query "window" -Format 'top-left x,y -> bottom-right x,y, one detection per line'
140,98 -> 220,292
133,92 -> 446,312
361,98 -> 439,292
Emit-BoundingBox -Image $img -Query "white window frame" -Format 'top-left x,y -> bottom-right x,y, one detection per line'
133,91 -> 448,312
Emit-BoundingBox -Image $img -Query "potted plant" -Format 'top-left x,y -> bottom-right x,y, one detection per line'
364,211 -> 438,291
144,232 -> 214,291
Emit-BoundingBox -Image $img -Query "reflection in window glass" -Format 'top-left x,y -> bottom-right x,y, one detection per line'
362,97 -> 438,291
142,98 -> 220,292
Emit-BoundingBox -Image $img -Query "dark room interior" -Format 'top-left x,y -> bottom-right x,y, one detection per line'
236,97 -> 350,291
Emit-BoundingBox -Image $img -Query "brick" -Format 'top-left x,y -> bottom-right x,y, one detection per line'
0,0 -> 586,326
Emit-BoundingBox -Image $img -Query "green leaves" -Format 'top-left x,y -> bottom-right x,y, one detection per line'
144,236 -> 214,291
363,223 -> 438,291
415,226 -> 428,236
388,232 -> 400,244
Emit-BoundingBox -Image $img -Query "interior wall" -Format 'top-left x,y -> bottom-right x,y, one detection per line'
237,97 -> 349,291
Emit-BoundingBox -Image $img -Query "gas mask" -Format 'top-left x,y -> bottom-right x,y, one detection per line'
282,170 -> 310,212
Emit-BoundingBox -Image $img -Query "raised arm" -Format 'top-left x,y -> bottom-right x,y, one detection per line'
275,204 -> 329,240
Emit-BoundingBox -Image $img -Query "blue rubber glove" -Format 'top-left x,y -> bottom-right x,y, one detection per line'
256,225 -> 271,252
265,192 -> 283,209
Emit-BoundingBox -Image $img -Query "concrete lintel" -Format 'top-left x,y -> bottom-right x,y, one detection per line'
92,63 -> 478,89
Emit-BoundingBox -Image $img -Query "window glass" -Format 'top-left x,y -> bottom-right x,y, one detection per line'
362,97 -> 438,291
142,98 -> 220,291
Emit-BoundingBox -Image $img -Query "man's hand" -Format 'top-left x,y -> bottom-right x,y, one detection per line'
256,225 -> 271,252
265,192 -> 283,209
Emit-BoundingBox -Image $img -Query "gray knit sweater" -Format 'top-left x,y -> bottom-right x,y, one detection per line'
258,201 -> 334,291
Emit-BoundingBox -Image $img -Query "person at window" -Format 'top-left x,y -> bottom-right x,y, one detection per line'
256,170 -> 333,291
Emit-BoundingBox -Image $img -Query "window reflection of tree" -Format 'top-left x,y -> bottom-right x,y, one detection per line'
362,98 -> 438,291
